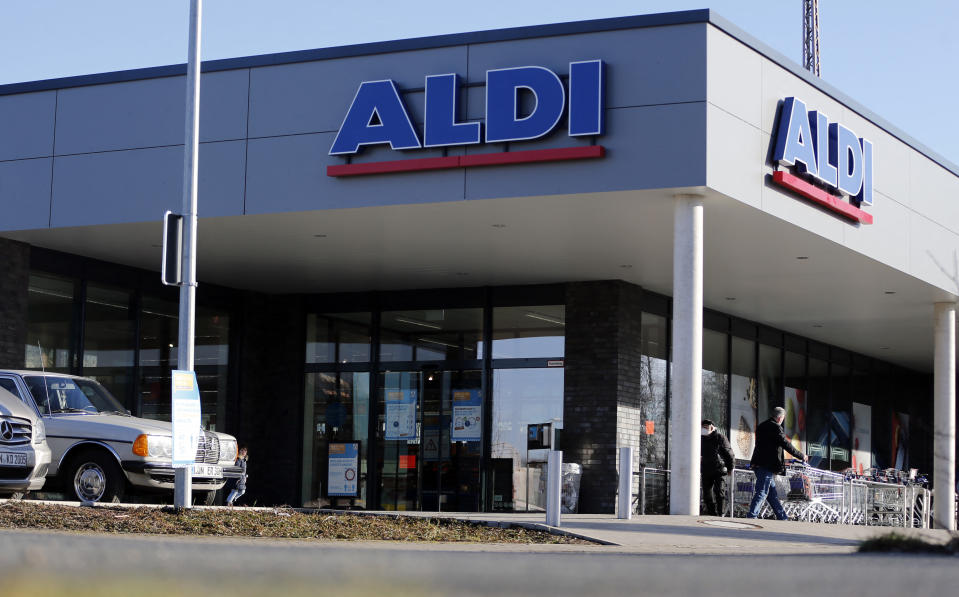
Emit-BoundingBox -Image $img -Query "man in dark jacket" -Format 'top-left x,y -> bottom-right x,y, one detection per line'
746,407 -> 807,519
701,419 -> 735,516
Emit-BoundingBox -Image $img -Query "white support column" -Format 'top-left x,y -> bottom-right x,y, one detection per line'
933,302 -> 956,530
670,193 -> 704,515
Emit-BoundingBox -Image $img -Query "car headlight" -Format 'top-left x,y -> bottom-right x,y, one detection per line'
132,434 -> 173,459
219,438 -> 237,463
33,420 -> 46,444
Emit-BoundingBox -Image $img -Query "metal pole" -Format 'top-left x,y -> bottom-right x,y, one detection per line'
618,446 -> 633,520
545,450 -> 562,527
174,0 -> 202,510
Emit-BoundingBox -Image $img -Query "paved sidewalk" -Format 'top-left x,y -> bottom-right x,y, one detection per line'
372,510 -> 955,554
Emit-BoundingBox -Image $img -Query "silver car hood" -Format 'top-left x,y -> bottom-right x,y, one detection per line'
43,413 -> 173,442
0,387 -> 38,424
42,413 -> 235,443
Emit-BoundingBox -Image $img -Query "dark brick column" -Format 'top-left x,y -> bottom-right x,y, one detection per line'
564,280 -> 645,514
0,238 -> 30,369
234,292 -> 306,507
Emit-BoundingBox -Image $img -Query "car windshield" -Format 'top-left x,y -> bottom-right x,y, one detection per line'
24,376 -> 126,415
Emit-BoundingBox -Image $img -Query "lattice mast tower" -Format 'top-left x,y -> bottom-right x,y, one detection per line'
802,0 -> 821,76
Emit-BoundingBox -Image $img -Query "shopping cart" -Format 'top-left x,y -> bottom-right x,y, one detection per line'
779,462 -> 845,523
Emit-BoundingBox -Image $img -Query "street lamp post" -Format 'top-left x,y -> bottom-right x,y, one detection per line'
173,0 -> 203,510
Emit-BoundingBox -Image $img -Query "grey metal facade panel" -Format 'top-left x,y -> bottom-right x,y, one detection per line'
0,91 -> 56,161
465,103 -> 707,199
50,141 -> 246,227
0,158 -> 52,230
0,9 -> 954,179
465,23 -> 707,116
244,133 -> 467,215
53,69 -> 249,155
248,46 -> 467,138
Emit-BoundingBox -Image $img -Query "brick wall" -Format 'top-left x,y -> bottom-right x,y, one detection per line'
0,238 -> 30,369
234,292 -> 306,506
563,280 -> 646,514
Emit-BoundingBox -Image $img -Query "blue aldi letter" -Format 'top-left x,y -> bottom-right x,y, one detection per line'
329,80 -> 422,155
830,122 -> 864,199
423,74 -> 481,147
773,97 -> 819,178
568,60 -> 605,137
485,66 -> 565,143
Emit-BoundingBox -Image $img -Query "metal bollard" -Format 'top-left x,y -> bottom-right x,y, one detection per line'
546,450 -> 563,527
618,447 -> 633,520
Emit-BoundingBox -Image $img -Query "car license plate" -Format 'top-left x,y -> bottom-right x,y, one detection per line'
190,464 -> 222,478
0,452 -> 27,467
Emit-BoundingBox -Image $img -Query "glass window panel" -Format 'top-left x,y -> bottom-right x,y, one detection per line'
730,337 -> 757,461
195,307 -> 230,367
639,313 -> 668,467
302,372 -> 370,508
376,371 -> 422,511
306,313 -> 371,364
830,363 -> 851,470
783,351 -> 807,460
380,309 -> 482,362
82,283 -> 135,409
806,358 -> 829,468
758,344 -> 782,423
491,368 -> 564,512
25,273 -> 76,373
702,329 -> 728,434
491,305 -> 565,359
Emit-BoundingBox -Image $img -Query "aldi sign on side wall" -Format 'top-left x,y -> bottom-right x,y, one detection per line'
772,97 -> 874,225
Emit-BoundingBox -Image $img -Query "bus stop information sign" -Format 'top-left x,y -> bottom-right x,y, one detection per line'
171,370 -> 201,467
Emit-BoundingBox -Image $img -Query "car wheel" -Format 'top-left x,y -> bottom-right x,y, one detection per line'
67,450 -> 125,503
195,490 -> 217,506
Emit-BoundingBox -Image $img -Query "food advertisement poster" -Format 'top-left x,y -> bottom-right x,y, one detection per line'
730,375 -> 757,460
783,387 -> 806,460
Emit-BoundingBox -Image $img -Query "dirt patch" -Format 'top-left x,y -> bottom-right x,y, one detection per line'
0,501 -> 590,544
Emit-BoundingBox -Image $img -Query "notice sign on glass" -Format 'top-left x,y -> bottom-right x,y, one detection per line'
327,442 -> 360,497
385,389 -> 417,440
171,370 -> 201,467
451,390 -> 482,442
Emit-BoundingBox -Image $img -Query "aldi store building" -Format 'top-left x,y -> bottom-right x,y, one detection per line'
0,10 -> 956,522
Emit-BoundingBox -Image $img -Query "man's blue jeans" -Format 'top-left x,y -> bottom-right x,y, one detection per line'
746,467 -> 788,520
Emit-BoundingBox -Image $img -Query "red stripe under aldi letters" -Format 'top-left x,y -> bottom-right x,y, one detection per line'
327,145 -> 605,177
772,171 -> 874,225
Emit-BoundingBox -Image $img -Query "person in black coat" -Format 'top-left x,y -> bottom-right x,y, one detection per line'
700,419 -> 735,516
746,407 -> 807,519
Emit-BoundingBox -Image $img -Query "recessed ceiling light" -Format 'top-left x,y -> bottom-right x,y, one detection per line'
796,256 -> 809,260
884,291 -> 896,295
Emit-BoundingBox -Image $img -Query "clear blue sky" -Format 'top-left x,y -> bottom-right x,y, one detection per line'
1,1 -> 956,166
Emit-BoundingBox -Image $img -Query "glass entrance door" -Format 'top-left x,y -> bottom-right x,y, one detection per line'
376,369 -> 481,512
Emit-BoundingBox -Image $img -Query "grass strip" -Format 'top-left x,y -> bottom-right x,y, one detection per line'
0,501 -> 589,544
